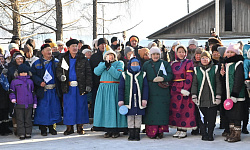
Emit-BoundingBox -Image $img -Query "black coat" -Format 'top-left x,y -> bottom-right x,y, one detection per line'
0,67 -> 9,109
89,49 -> 103,88
56,51 -> 92,95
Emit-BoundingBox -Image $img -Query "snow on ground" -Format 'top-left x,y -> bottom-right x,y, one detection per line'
0,117 -> 250,150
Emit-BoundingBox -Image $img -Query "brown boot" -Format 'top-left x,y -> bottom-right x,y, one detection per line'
64,125 -> 74,135
224,123 -> 234,141
77,124 -> 85,135
228,126 -> 241,142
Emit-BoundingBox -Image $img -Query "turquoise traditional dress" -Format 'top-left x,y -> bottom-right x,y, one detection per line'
63,55 -> 89,125
34,60 -> 62,125
93,61 -> 127,130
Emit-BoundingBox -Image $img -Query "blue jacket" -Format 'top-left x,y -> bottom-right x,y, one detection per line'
31,56 -> 61,100
243,44 -> 250,80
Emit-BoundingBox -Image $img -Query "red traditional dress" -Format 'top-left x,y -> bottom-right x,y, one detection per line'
169,59 -> 196,129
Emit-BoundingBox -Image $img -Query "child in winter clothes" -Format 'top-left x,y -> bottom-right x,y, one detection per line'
118,57 -> 148,141
191,51 -> 222,141
221,43 -> 245,143
9,64 -> 37,140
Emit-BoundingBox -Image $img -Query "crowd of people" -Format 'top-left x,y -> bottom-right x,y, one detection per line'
0,35 -> 250,143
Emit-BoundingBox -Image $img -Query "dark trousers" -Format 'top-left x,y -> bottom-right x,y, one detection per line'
243,91 -> 250,128
90,87 -> 98,118
15,105 -> 33,136
199,106 -> 217,136
0,108 -> 9,121
194,105 -> 200,130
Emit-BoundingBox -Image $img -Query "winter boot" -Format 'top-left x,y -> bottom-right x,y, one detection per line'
48,125 -> 57,135
134,128 -> 141,141
173,131 -> 181,138
228,126 -> 241,142
191,128 -> 200,135
104,132 -> 112,138
128,128 -> 135,141
64,125 -> 74,135
178,131 -> 187,138
40,125 -> 47,136
224,123 -> 234,141
242,120 -> 249,134
112,132 -> 120,138
2,121 -> 12,135
208,128 -> 214,141
77,124 -> 85,135
200,124 -> 208,140
0,122 -> 4,136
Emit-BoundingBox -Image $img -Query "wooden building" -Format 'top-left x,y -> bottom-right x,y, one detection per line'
147,0 -> 250,40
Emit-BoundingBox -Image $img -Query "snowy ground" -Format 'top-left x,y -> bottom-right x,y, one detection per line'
0,116 -> 250,150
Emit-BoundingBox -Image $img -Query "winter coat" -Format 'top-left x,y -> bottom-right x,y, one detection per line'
25,56 -> 39,67
0,67 -> 9,109
89,49 -> 103,88
243,44 -> 250,80
56,51 -> 92,95
9,76 -> 37,108
169,49 -> 175,62
186,47 -> 197,59
191,62 -> 222,107
142,59 -> 173,125
31,56 -> 60,100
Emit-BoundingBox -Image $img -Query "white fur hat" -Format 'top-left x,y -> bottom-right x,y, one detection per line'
172,41 -> 180,47
56,41 -> 64,46
103,50 -> 117,61
188,39 -> 198,47
82,49 -> 92,54
175,45 -> 188,53
149,47 -> 161,58
8,43 -> 18,50
148,42 -> 157,49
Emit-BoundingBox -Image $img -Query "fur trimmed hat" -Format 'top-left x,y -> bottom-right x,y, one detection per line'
149,47 -> 161,58
175,45 -> 187,53
124,46 -> 134,57
138,48 -> 149,59
103,50 -> 117,61
200,51 -> 211,60
188,39 -> 198,47
172,41 -> 180,47
66,39 -> 79,47
148,42 -> 157,49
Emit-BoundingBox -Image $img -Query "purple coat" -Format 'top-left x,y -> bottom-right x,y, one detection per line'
9,76 -> 37,108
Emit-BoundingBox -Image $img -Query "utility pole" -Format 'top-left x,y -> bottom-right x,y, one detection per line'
102,5 -> 105,38
93,0 -> 97,40
187,0 -> 189,13
215,0 -> 220,36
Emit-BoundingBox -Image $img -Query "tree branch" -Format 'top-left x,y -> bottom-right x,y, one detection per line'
0,1 -> 57,31
97,15 -> 121,21
98,20 -> 143,35
0,24 -> 12,33
97,0 -> 130,4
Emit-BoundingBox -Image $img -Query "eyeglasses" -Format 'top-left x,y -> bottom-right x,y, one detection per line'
58,45 -> 63,47
201,57 -> 210,60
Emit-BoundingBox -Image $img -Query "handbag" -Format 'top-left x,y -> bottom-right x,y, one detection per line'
150,61 -> 169,88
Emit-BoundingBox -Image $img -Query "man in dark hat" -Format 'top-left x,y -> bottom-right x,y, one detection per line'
57,39 -> 92,135
89,38 -> 107,118
111,37 -> 118,50
31,44 -> 62,136
128,35 -> 142,60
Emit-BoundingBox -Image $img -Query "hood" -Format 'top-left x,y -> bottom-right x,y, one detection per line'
225,54 -> 244,63
127,57 -> 141,73
243,44 -> 250,59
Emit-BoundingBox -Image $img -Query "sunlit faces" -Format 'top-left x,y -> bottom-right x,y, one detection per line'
19,72 -> 28,76
201,56 -> 210,66
130,40 -> 138,48
226,50 -> 236,58
126,51 -> 134,60
85,51 -> 92,59
176,47 -> 186,60
195,53 -> 201,61
15,57 -> 24,66
41,47 -> 52,59
98,43 -> 106,52
188,44 -> 197,50
0,56 -> 5,64
151,53 -> 160,62
131,61 -> 139,66
68,44 -> 78,55
51,46 -> 58,52
57,44 -> 64,51
106,53 -> 115,62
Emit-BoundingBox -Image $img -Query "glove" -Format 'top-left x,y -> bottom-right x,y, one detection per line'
231,97 -> 237,103
86,86 -> 92,92
60,75 -> 66,82
1,68 -> 8,75
118,101 -> 124,107
245,80 -> 250,90
181,89 -> 190,96
33,104 -> 37,109
142,100 -> 147,107
192,95 -> 198,104
215,95 -> 221,105
153,76 -> 164,82
11,99 -> 16,103
105,61 -> 111,70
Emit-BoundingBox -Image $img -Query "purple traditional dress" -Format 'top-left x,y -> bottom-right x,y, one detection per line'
169,59 -> 196,130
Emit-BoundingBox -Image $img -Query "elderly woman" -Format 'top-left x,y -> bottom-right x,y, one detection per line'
93,50 -> 127,138
169,45 -> 196,138
142,47 -> 173,139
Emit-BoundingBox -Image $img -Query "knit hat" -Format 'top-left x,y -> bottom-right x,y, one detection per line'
111,37 -> 118,43
138,48 -> 149,59
82,49 -> 92,54
49,43 -> 58,48
44,38 -> 53,43
10,49 -> 20,57
97,38 -> 108,46
217,46 -> 226,57
26,39 -> 36,49
200,51 -> 211,60
225,43 -> 240,55
9,43 -> 18,50
41,44 -> 51,51
149,47 -> 161,58
103,50 -> 117,61
131,58 -> 140,63
175,45 -> 187,53
124,46 -> 134,57
18,64 -> 30,74
56,41 -> 64,46
148,42 -> 157,49
172,41 -> 180,47
129,35 -> 139,43
66,39 -> 79,47
195,47 -> 204,55
188,39 -> 198,47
